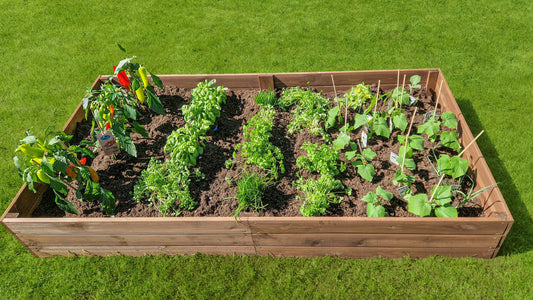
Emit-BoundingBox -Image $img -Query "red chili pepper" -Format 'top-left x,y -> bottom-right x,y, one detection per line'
79,157 -> 87,165
110,105 -> 115,119
105,122 -> 110,131
113,66 -> 131,90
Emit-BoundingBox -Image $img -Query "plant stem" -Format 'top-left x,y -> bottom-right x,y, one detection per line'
458,130 -> 485,157
429,173 -> 446,203
395,69 -> 400,109
373,80 -> 381,115
432,80 -> 444,119
400,107 -> 418,172
356,139 -> 366,165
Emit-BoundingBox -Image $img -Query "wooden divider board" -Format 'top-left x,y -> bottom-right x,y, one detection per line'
1,69 -> 513,258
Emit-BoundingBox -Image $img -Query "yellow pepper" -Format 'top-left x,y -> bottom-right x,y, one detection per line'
138,66 -> 149,88
136,87 -> 145,104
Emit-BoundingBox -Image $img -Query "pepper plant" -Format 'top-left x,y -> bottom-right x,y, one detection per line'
14,131 -> 115,215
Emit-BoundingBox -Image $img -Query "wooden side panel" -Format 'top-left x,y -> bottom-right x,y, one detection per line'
255,246 -> 494,258
247,217 -> 509,235
252,233 -> 500,248
3,218 -> 249,235
31,245 -> 256,257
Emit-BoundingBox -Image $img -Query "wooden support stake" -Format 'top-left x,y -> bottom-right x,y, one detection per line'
432,80 -> 444,119
459,130 -> 485,157
373,80 -> 381,115
400,107 -> 418,172
395,69 -> 400,109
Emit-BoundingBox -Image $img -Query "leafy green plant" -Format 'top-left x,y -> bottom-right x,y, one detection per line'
233,170 -> 270,219
296,142 -> 345,177
13,130 -> 115,215
254,89 -> 277,108
281,87 -> 329,137
407,185 -> 457,217
437,154 -> 468,179
342,83 -> 373,112
417,111 -> 458,147
297,175 -> 347,217
135,80 -> 227,215
344,142 -> 376,182
408,75 -> 422,92
229,107 -> 285,178
361,186 -> 394,217
368,111 -> 390,139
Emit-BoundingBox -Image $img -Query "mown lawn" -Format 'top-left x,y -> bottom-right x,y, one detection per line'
1,0 -> 531,298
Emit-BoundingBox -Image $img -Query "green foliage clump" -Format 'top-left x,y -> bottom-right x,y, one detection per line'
231,107 -> 284,178
342,83 -> 373,111
234,170 -> 269,219
134,80 -> 226,216
296,142 -> 345,177
254,89 -> 277,108
280,87 -> 329,137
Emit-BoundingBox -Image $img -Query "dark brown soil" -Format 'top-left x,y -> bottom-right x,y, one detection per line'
33,84 -> 484,218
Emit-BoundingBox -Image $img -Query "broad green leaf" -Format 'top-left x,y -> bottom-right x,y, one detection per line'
435,204 -> 458,217
441,130 -> 460,150
361,192 -> 378,204
362,148 -> 376,161
54,192 -> 77,214
376,186 -> 393,201
353,114 -> 368,130
131,122 -> 148,137
409,135 -> 425,151
410,75 -> 421,85
417,117 -> 440,138
326,106 -> 339,130
345,150 -> 357,161
367,204 -> 387,217
441,112 -> 457,128
373,116 -> 390,138
437,154 -> 452,175
333,133 -> 350,150
100,187 -> 116,215
146,86 -> 166,115
393,114 -> 408,132
398,144 -> 413,159
124,104 -> 138,120
408,194 -> 432,217
150,72 -> 164,89
49,176 -> 68,195
20,135 -> 38,145
431,185 -> 452,205
450,156 -> 468,179
41,156 -> 54,174
357,164 -> 375,182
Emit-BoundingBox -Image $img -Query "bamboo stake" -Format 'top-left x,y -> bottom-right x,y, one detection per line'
395,69 -> 400,109
400,107 -> 418,172
459,130 -> 485,157
432,80 -> 444,119
373,80 -> 381,115
401,74 -> 406,105
331,75 -> 342,117
429,130 -> 484,203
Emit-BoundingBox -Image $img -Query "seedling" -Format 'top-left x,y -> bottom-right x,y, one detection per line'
361,186 -> 394,217
345,141 -> 376,182
233,170 -> 270,219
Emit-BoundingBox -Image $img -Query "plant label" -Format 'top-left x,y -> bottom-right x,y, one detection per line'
387,99 -> 393,111
409,95 -> 417,106
389,117 -> 393,133
97,131 -> 120,155
397,185 -> 410,197
390,152 -> 400,166
361,130 -> 368,148
424,111 -> 439,122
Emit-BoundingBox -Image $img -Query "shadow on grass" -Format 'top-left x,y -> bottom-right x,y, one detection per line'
456,98 -> 533,256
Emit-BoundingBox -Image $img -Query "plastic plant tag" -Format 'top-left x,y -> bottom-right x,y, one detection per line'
397,185 -> 410,197
97,131 -> 120,155
390,152 -> 400,166
389,117 -> 393,133
409,95 -> 417,106
361,130 -> 368,148
424,111 -> 439,122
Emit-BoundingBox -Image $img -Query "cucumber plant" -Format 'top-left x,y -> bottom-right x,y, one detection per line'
361,186 -> 394,217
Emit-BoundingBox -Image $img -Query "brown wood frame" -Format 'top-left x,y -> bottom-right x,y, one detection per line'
1,69 -> 513,258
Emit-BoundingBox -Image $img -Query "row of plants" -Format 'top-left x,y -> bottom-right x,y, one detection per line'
133,79 -> 227,216
14,52 -> 164,215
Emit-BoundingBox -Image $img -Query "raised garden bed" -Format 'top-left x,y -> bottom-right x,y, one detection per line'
1,69 -> 513,258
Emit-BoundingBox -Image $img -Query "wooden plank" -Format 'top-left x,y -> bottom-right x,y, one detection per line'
3,217 -> 250,235
426,69 -> 440,93
31,245 -> 257,257
0,183 -> 48,218
258,75 -> 274,90
252,233 -> 500,248
17,233 -> 253,247
255,246 -> 494,259
246,217 -> 508,235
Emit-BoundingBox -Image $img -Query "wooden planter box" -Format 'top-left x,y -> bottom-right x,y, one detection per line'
1,69 -> 513,258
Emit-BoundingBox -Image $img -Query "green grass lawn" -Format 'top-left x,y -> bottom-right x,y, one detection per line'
1,0 -> 532,298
